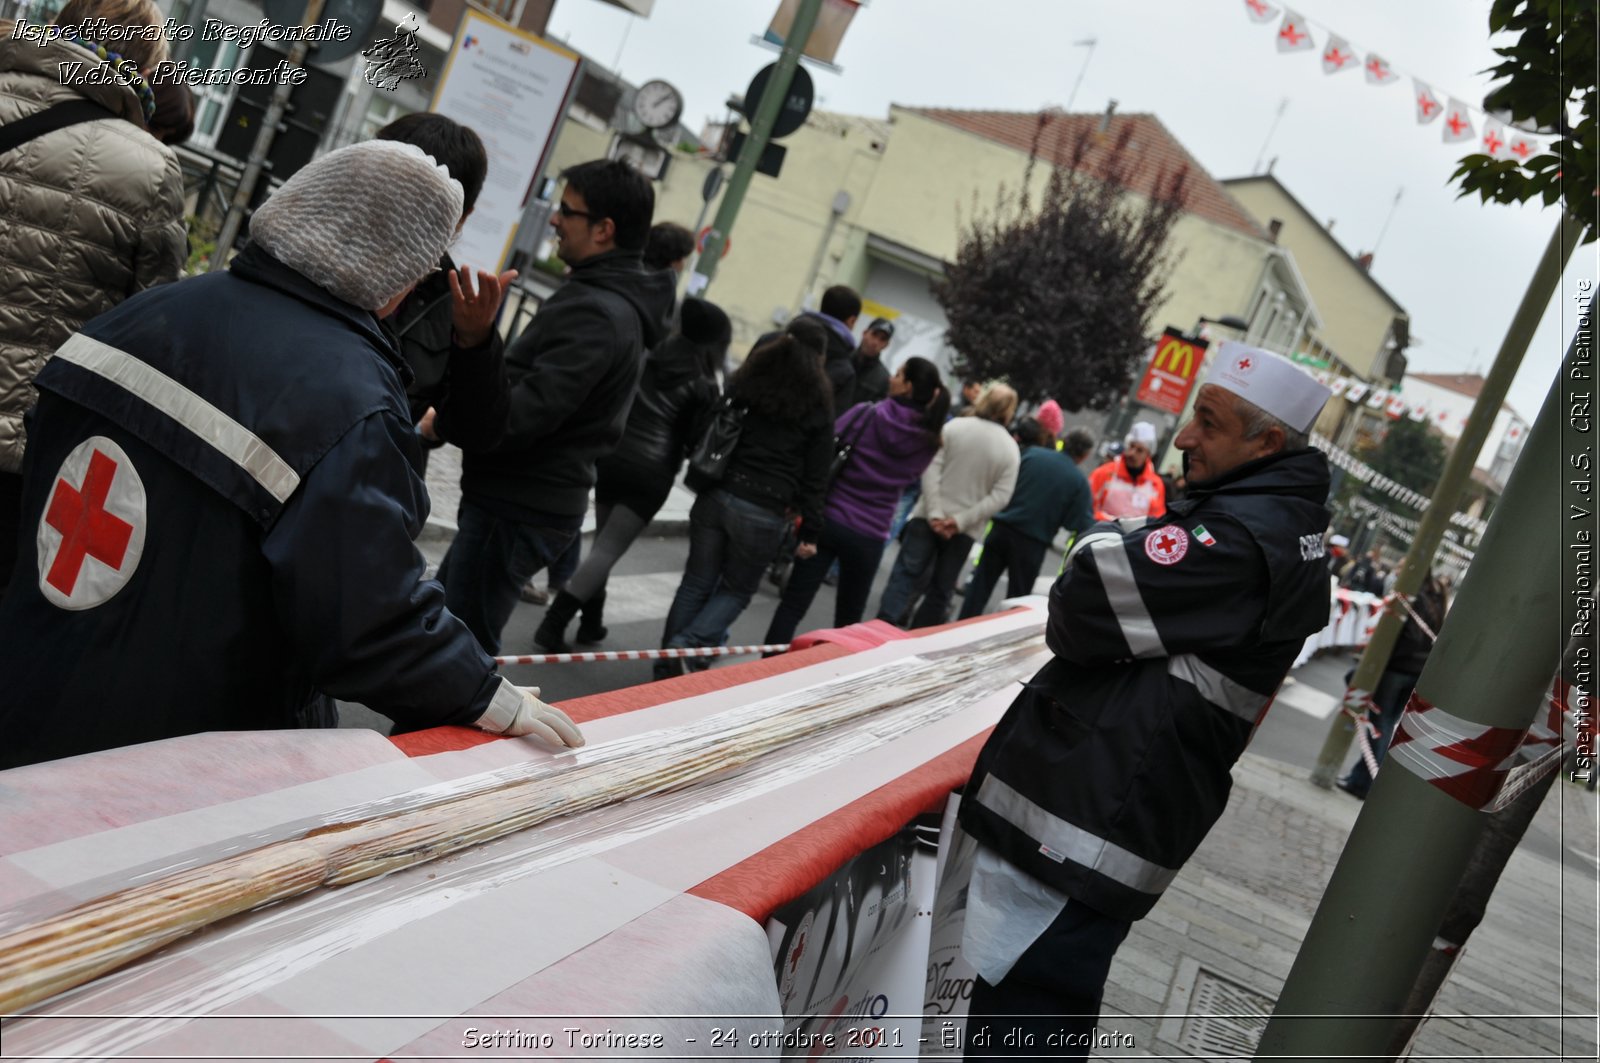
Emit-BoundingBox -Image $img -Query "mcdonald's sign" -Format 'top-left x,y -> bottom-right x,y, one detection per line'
1134,327 -> 1209,415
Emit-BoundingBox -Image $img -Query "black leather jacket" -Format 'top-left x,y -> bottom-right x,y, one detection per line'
606,334 -> 720,476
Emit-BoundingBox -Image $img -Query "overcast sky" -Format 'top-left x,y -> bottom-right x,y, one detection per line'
547,0 -> 1596,423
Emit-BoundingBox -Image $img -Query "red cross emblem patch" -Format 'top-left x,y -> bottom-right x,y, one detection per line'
1144,524 -> 1189,566
36,437 -> 146,610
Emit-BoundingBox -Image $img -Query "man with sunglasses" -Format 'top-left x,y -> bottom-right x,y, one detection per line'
437,159 -> 674,655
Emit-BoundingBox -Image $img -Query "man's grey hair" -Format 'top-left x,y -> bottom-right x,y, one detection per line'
1235,394 -> 1309,451
1064,427 -> 1096,461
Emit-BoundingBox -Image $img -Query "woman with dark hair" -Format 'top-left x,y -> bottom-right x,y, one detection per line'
654,332 -> 835,679
764,357 -> 949,646
534,298 -> 731,652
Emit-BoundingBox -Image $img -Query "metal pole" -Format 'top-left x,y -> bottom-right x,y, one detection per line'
208,0 -> 325,272
1062,38 -> 1095,114
692,0 -> 822,294
1309,217 -> 1584,787
1256,312 -> 1588,1058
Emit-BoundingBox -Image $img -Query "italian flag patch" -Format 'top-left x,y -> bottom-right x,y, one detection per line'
1193,525 -> 1217,547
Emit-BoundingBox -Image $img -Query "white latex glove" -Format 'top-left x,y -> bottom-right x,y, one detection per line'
476,681 -> 585,748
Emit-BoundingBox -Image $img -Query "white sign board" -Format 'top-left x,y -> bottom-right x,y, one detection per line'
430,9 -> 580,273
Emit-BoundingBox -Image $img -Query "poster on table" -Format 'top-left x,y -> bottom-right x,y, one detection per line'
429,8 -> 580,273
766,816 -> 939,1058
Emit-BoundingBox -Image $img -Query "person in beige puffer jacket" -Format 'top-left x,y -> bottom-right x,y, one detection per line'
0,0 -> 185,595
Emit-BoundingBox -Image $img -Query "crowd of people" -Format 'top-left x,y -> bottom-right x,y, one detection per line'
0,0 -> 1132,766
3,7 -> 1464,1054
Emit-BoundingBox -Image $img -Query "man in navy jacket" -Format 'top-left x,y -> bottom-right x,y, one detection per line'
0,141 -> 581,769
957,344 -> 1333,1059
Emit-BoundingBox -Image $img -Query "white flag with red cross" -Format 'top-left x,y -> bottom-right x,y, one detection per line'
1321,35 -> 1359,74
1408,400 -> 1428,422
1242,0 -> 1279,23
36,436 -> 146,610
1507,134 -> 1539,165
1364,53 -> 1399,85
1386,394 -> 1408,419
1276,10 -> 1315,52
1344,383 -> 1368,404
1442,99 -> 1476,143
1366,388 -> 1389,409
1414,80 -> 1443,124
1481,120 -> 1509,159
1328,378 -> 1349,398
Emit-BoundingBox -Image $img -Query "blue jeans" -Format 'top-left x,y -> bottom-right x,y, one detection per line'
656,490 -> 788,678
877,517 -> 974,629
1340,668 -> 1422,796
438,499 -> 578,655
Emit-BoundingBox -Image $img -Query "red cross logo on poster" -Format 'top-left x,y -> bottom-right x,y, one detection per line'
36,436 -> 146,610
1145,524 -> 1190,566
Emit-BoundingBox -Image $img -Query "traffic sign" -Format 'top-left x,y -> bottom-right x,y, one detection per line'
741,62 -> 814,139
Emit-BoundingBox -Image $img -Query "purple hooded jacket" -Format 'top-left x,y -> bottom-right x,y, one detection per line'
825,398 -> 941,540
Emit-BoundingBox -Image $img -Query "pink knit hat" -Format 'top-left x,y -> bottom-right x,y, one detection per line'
1036,399 -> 1064,439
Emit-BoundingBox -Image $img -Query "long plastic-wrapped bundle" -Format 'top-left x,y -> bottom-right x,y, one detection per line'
0,629 -> 1044,1015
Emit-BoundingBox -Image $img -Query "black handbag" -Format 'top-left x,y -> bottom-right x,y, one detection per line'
826,402 -> 878,492
685,397 -> 747,492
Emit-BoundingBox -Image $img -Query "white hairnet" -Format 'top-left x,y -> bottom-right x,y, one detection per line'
249,140 -> 464,311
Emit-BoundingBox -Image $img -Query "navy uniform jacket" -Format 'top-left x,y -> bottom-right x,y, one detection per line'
959,447 -> 1332,920
0,245 -> 515,769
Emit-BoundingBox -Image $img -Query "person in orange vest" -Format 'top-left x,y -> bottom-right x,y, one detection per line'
1088,421 -> 1166,520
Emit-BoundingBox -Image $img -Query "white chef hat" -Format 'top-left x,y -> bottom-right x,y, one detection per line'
249,140 -> 464,311
1205,342 -> 1332,434
1125,421 -> 1158,448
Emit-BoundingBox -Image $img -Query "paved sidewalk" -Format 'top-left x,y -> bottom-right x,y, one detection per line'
1094,754 -> 1598,1059
418,443 -> 695,543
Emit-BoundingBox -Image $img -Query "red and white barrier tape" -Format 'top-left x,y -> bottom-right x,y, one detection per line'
1388,591 -> 1439,643
1388,692 -> 1526,810
1339,686 -> 1382,778
493,643 -> 789,666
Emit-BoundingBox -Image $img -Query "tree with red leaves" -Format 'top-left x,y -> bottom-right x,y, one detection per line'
933,115 -> 1190,411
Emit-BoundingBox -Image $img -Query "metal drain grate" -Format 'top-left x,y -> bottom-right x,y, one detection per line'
1157,957 -> 1275,1060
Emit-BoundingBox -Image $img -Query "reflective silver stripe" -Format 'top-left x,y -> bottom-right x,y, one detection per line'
1090,537 -> 1166,657
54,333 -> 300,503
974,774 -> 1179,896
1116,516 -> 1151,533
1169,654 -> 1270,723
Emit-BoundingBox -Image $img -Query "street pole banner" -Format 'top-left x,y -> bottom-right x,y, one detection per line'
1134,327 -> 1208,415
429,8 -> 579,273
764,0 -> 859,64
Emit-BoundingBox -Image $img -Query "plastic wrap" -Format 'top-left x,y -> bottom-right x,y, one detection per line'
0,622 -> 1047,1057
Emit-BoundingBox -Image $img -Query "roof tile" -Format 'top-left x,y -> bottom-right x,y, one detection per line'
902,107 -> 1266,239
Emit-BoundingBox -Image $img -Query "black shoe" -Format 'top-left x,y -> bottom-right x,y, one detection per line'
575,590 -> 607,644
1335,777 -> 1368,800
534,590 -> 583,654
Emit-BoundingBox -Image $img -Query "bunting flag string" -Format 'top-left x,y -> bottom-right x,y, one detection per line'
1247,4 -> 1551,164
1313,431 -> 1489,538
1303,368 -> 1484,435
1345,495 -> 1478,568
